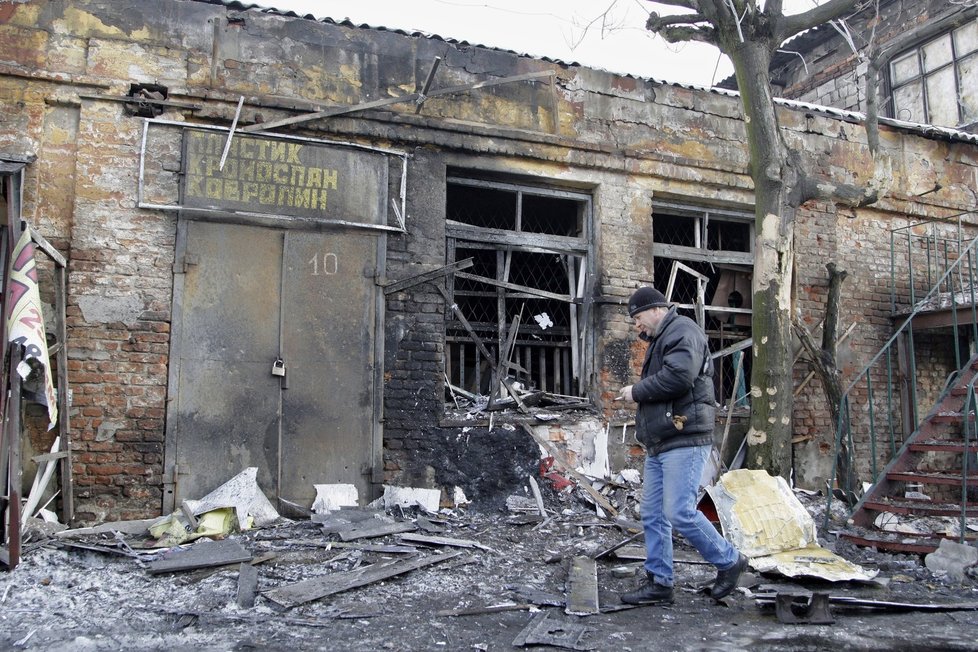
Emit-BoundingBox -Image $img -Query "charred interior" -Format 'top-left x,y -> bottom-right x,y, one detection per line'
652,201 -> 754,409
444,176 -> 592,401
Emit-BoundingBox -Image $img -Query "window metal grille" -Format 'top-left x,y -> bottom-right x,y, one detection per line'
445,177 -> 591,399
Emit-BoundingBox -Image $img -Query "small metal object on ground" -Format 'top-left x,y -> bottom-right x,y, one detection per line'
774,592 -> 834,624
513,611 -> 591,650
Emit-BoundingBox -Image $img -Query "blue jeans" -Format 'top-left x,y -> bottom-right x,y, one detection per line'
641,444 -> 739,587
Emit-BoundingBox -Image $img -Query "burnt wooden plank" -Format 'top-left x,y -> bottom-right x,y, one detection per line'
236,562 -> 259,608
382,258 -> 473,295
565,556 -> 599,616
397,532 -> 491,552
288,538 -> 419,554
56,518 -> 158,538
263,550 -> 463,608
146,540 -> 252,575
337,520 -> 417,542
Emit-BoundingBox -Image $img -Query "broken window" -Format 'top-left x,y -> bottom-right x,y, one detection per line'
889,17 -> 978,130
651,200 -> 753,408
444,176 -> 592,401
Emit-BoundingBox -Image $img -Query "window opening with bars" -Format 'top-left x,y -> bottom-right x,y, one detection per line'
651,201 -> 754,410
445,177 -> 592,402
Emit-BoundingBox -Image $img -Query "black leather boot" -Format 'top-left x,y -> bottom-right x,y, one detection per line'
620,573 -> 674,605
711,553 -> 748,599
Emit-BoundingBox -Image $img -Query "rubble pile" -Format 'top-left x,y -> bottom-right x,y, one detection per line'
1,470 -> 978,651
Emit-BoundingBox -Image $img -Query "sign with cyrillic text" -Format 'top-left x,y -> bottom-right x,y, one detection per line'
181,129 -> 387,224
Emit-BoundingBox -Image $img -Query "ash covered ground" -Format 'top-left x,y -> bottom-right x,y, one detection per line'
2,483 -> 978,652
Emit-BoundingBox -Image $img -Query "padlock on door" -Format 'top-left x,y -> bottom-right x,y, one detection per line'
271,358 -> 286,377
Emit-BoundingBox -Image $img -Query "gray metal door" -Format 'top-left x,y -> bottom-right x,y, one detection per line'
164,219 -> 378,512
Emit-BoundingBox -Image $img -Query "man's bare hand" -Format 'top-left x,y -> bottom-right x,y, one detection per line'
616,385 -> 634,402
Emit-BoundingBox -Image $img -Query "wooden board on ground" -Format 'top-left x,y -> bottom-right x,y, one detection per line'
56,518 -> 158,538
613,544 -> 646,561
287,538 -> 418,554
565,555 -> 599,616
338,520 -> 417,542
397,532 -> 490,551
263,550 -> 463,608
146,540 -> 252,574
236,562 -> 259,608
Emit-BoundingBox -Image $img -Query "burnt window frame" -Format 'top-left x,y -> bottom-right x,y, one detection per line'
651,199 -> 754,409
444,175 -> 594,402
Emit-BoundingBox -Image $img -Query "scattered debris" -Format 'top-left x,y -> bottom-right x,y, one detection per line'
756,589 -> 978,613
772,592 -> 835,624
262,550 -> 463,608
55,518 -> 159,539
4,467 -> 978,650
378,485 -> 441,513
924,538 -> 978,582
312,484 -> 359,514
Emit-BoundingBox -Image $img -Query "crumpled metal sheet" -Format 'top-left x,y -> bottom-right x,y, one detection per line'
183,467 -> 280,527
707,469 -> 877,582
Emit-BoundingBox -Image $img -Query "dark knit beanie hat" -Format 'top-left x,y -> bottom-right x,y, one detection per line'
628,287 -> 670,317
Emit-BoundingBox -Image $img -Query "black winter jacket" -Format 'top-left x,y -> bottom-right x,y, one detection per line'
632,307 -> 716,455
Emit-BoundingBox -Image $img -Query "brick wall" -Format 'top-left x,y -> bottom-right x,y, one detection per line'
773,0 -> 958,112
2,0 -> 977,522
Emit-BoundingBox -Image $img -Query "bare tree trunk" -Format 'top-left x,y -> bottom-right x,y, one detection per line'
643,0 -> 871,480
793,263 -> 860,501
730,41 -> 795,479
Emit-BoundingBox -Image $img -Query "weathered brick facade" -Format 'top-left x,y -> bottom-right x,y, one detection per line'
1,0 -> 977,522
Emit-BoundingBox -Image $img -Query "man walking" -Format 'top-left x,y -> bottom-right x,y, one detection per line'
618,286 -> 747,604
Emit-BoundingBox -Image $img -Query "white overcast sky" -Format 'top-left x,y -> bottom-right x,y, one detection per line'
263,0 -> 816,88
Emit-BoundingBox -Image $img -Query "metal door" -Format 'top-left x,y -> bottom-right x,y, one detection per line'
164,219 -> 379,512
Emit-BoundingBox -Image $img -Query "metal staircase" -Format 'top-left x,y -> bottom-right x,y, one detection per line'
841,354 -> 978,553
828,224 -> 978,554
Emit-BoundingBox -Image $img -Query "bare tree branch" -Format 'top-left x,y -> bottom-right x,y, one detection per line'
778,0 -> 861,43
801,176 -> 879,207
646,11 -> 708,29
646,11 -> 716,43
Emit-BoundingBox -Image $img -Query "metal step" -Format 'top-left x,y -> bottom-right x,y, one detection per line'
929,413 -> 977,425
838,531 -> 977,555
908,440 -> 978,453
861,496 -> 978,518
886,471 -> 978,486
